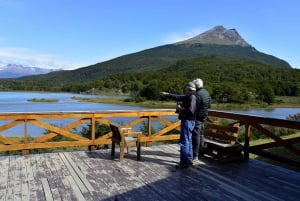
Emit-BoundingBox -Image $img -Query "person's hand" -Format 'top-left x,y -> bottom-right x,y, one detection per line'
160,92 -> 169,96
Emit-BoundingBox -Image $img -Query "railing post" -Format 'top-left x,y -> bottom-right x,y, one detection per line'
244,123 -> 251,160
89,114 -> 96,151
146,116 -> 152,147
22,119 -> 29,155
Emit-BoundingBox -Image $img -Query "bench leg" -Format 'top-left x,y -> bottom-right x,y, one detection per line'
111,142 -> 115,157
127,146 -> 131,154
119,142 -> 124,162
137,142 -> 141,161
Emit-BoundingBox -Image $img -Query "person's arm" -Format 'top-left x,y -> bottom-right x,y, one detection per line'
160,92 -> 185,101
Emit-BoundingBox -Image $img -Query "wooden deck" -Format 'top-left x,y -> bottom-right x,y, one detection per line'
0,144 -> 299,201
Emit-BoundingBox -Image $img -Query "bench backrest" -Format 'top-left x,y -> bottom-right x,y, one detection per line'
205,123 -> 240,145
110,123 -> 124,142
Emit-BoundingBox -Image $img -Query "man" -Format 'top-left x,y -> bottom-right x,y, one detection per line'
160,82 -> 198,168
192,78 -> 211,160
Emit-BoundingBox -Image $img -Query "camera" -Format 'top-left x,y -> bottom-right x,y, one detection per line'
175,102 -> 182,113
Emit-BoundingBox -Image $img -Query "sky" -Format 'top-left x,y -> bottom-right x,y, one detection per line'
0,0 -> 299,70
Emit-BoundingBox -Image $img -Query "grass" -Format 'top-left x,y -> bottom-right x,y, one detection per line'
249,132 -> 300,172
27,98 -> 59,102
72,96 -> 300,109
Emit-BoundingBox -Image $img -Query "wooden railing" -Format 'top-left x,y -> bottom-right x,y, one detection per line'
0,109 -> 299,166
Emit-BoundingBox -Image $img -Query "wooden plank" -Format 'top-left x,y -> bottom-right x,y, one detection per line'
63,152 -> 95,192
139,134 -> 179,142
28,119 -> 87,141
11,155 -> 22,201
25,155 -> 39,201
32,154 -> 48,200
59,153 -> 88,194
204,138 -> 238,148
71,151 -> 117,200
66,176 -> 86,201
35,154 -> 58,201
192,166 -> 274,201
206,123 -> 239,133
0,135 -> 20,145
41,178 -> 54,201
0,156 -> 9,200
20,156 -> 30,201
1,144 -> 300,201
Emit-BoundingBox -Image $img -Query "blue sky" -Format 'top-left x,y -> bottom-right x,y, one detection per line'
0,0 -> 299,70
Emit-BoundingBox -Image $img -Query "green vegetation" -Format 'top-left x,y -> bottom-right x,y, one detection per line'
0,39 -> 299,108
72,95 -> 300,110
27,98 -> 59,102
2,57 -> 298,106
249,132 -> 300,172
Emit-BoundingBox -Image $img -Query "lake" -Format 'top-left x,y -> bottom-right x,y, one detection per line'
1,91 -> 299,118
0,91 -> 147,112
0,91 -> 299,136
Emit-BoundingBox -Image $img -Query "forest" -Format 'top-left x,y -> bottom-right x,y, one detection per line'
0,57 -> 299,105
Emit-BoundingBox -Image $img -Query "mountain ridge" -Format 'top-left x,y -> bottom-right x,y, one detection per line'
175,25 -> 251,47
9,25 -> 291,84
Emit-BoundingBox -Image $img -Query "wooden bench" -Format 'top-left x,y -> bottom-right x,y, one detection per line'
204,122 -> 244,162
110,123 -> 142,162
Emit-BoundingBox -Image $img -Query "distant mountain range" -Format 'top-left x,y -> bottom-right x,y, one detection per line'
0,64 -> 61,78
7,25 -> 291,83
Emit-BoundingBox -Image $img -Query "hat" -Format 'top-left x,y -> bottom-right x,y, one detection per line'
193,78 -> 203,88
185,82 -> 196,91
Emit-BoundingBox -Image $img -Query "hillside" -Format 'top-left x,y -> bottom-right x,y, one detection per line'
11,25 -> 290,84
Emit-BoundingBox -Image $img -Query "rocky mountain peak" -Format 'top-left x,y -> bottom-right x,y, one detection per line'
0,64 -> 61,78
175,25 -> 252,48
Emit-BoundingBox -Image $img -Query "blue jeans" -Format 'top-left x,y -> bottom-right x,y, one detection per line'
179,119 -> 195,164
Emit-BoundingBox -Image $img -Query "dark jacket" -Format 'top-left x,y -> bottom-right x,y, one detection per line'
167,92 -> 198,120
196,88 -> 211,121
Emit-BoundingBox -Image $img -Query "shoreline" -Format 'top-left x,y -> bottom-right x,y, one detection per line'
72,96 -> 300,109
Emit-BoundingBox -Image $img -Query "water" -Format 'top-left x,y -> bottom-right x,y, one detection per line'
0,92 -> 154,136
1,91 -> 299,118
0,92 -> 299,136
218,108 -> 300,120
0,91 -> 147,112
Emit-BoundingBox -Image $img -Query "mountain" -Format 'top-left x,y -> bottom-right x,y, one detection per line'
176,25 -> 251,47
14,25 -> 291,84
0,64 -> 61,78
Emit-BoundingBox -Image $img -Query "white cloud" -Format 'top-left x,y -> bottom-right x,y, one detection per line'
163,28 -> 205,44
0,47 -> 81,70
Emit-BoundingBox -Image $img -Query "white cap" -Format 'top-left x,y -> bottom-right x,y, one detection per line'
193,78 -> 203,88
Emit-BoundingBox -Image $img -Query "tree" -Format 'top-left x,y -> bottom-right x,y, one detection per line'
258,83 -> 275,104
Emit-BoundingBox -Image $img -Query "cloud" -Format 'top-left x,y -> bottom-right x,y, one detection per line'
0,47 -> 81,70
163,28 -> 205,44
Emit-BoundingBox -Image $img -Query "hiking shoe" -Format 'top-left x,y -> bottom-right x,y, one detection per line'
175,162 -> 193,169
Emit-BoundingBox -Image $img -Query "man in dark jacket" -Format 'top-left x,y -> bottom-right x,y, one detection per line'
192,78 -> 211,160
160,82 -> 198,168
